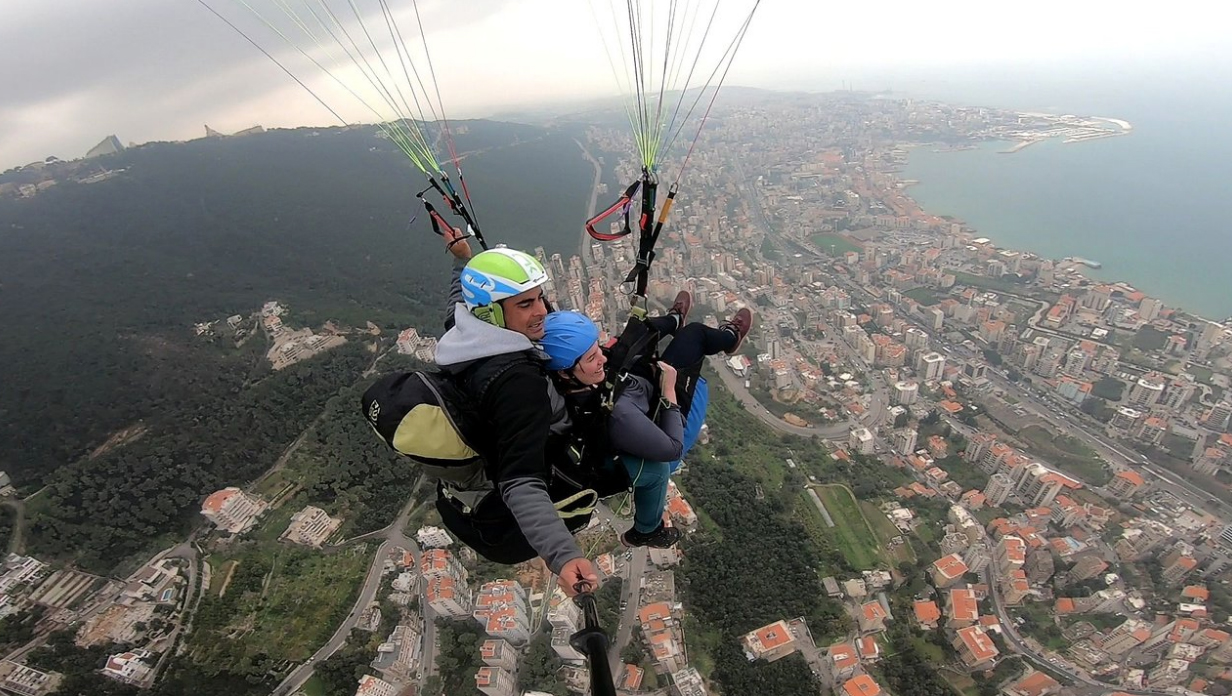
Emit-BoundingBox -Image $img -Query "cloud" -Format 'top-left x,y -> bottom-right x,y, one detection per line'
2,0 -> 1229,167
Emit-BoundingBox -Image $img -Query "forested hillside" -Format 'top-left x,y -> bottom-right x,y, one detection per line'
0,121 -> 593,571
0,121 -> 591,491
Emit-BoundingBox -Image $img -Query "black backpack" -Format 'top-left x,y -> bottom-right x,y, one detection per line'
361,354 -> 610,565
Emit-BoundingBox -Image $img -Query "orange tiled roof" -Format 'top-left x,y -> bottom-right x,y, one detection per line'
933,553 -> 968,579
829,643 -> 858,669
1010,670 -> 1060,696
957,626 -> 998,662
753,621 -> 794,651
1181,585 -> 1209,602
913,600 -> 941,624
202,488 -> 238,513
843,674 -> 882,696
638,602 -> 673,625
949,588 -> 978,622
862,601 -> 887,621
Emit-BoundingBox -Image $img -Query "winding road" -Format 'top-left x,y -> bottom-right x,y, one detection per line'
983,565 -> 1173,696
272,496 -> 425,696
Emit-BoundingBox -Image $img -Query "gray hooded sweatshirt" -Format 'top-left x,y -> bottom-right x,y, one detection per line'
435,302 -> 582,575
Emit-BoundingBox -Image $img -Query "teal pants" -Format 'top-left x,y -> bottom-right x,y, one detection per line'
621,455 -> 671,533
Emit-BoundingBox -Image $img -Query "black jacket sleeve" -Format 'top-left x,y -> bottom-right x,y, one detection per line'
484,365 -> 585,574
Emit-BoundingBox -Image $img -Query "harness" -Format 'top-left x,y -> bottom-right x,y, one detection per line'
439,352 -> 602,522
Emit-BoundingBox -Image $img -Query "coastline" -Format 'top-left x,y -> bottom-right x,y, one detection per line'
896,120 -> 1230,324
998,111 -> 1133,154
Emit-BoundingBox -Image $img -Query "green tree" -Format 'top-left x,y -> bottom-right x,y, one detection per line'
518,630 -> 568,696
1092,377 -> 1126,401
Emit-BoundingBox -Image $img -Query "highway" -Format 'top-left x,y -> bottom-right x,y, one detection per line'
781,239 -> 1230,525
981,369 -> 1232,520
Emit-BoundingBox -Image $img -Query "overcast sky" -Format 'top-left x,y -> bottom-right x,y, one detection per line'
2,0 -> 1228,169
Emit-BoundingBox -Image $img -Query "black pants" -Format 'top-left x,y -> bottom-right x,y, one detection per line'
645,316 -> 737,368
642,317 -> 734,417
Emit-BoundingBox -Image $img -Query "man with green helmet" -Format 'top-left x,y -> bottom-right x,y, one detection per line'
433,227 -> 598,596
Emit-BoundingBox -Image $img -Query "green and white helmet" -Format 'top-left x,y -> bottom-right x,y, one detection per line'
459,247 -> 548,309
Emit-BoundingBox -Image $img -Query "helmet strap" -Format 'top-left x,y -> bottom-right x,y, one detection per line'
471,302 -> 505,328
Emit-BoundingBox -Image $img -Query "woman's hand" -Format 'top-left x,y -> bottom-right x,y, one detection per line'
658,361 -> 678,405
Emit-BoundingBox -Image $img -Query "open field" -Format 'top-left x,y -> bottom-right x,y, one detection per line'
189,543 -> 374,667
815,485 -> 883,569
1016,425 -> 1110,485
301,676 -> 326,696
954,271 -> 1031,295
859,500 -> 915,564
811,234 -> 862,256
903,287 -> 943,306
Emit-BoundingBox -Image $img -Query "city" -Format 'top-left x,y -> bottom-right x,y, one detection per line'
1,91 -> 1230,696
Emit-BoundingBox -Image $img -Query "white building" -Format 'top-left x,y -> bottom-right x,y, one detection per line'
200,487 -> 267,534
473,580 -> 530,645
893,380 -> 919,405
480,639 -> 518,671
280,506 -> 343,547
101,650 -> 154,686
916,352 -> 947,382
0,661 -> 61,696
983,473 -> 1015,507
849,427 -> 874,455
672,666 -> 709,696
0,555 -> 48,595
426,576 -> 471,619
475,666 -> 517,696
416,526 -> 453,549
1016,465 -> 1067,507
892,428 -> 918,456
421,549 -> 467,583
354,674 -> 398,696
1128,373 -> 1166,408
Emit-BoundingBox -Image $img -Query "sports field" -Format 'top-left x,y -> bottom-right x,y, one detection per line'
811,234 -> 862,256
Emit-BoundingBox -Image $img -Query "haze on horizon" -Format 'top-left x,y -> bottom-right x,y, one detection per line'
2,0 -> 1228,170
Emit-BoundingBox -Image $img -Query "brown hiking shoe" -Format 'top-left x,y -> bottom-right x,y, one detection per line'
721,307 -> 753,354
668,290 -> 692,330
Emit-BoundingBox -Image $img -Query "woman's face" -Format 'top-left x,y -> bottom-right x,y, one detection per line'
569,342 -> 607,386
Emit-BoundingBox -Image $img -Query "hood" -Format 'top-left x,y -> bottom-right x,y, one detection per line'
435,303 -> 546,367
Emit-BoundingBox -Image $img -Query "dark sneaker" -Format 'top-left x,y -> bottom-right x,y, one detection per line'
622,523 -> 682,549
720,307 -> 753,354
668,290 -> 692,331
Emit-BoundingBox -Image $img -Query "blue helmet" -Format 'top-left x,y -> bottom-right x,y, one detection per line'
541,311 -> 601,371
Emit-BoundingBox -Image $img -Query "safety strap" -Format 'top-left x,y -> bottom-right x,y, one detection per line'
554,489 -> 600,519
585,180 -> 641,241
585,170 -> 678,303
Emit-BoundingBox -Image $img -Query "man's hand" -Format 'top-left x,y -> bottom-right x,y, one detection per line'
444,225 -> 473,261
559,557 -> 599,597
658,361 -> 678,405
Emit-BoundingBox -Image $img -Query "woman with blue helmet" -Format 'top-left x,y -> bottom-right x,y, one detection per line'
540,298 -> 753,548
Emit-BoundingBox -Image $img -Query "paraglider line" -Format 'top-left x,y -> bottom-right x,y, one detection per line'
197,0 -> 349,127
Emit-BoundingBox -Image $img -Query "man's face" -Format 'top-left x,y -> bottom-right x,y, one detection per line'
501,287 -> 548,340
569,342 -> 607,386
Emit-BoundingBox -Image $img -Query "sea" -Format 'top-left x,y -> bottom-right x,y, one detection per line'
879,63 -> 1232,321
